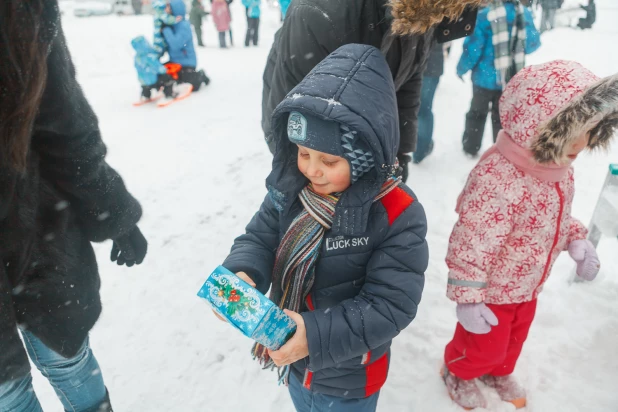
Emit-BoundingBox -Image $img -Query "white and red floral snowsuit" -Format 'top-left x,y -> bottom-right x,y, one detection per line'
445,60 -> 600,380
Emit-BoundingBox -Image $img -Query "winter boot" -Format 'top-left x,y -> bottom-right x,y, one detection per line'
441,366 -> 487,410
480,375 -> 526,409
200,70 -> 210,86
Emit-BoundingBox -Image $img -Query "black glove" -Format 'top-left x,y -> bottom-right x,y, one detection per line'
111,227 -> 148,267
397,153 -> 411,183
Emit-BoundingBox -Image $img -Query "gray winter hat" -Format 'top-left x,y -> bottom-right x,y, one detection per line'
287,111 -> 375,183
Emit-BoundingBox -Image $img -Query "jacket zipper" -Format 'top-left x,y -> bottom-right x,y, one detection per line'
535,182 -> 564,295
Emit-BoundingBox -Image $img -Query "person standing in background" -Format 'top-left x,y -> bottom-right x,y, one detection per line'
132,0 -> 143,14
242,0 -> 261,47
279,0 -> 290,20
413,42 -> 450,164
260,0 -> 482,183
212,0 -> 232,48
190,0 -> 209,47
539,0 -> 563,33
457,0 -> 540,157
577,0 -> 596,29
211,0 -> 235,46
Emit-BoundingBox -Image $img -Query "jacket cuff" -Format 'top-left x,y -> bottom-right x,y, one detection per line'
79,196 -> 142,242
446,279 -> 486,304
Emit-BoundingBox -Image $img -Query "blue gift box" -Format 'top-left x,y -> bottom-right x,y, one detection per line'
197,266 -> 296,350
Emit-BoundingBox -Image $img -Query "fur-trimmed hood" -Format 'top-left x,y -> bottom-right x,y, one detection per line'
389,0 -> 484,35
499,60 -> 618,163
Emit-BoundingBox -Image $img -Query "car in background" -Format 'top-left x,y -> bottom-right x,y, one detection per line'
73,0 -> 113,17
73,0 -> 138,17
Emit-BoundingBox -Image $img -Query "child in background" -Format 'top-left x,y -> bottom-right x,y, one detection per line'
211,0 -> 232,48
442,60 -> 618,410
220,44 -> 428,412
152,0 -> 181,57
131,36 -> 174,104
242,0 -> 260,46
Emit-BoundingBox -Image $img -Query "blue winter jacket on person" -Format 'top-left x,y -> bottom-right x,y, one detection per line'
457,3 -> 541,90
152,0 -> 178,57
163,0 -> 198,67
222,44 -> 428,399
279,0 -> 290,18
242,0 -> 261,18
131,36 -> 167,86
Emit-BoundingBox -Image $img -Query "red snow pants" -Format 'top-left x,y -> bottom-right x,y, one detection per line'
444,300 -> 537,380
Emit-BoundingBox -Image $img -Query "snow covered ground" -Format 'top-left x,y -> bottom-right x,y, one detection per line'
33,1 -> 618,411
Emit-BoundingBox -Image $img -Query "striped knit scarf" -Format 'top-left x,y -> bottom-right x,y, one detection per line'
253,176 -> 402,384
488,1 -> 527,88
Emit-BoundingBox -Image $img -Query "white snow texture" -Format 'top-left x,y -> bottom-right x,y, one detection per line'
35,1 -> 618,411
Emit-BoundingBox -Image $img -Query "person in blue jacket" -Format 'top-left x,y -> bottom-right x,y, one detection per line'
279,0 -> 291,20
242,0 -> 260,46
162,0 -> 210,93
221,44 -> 428,412
457,0 -> 540,157
152,0 -> 179,57
131,36 -> 175,102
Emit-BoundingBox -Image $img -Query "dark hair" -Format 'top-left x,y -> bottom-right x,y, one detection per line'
0,1 -> 49,172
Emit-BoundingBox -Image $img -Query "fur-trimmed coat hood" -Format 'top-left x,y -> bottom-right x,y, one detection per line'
389,0 -> 484,35
446,60 -> 618,306
499,60 -> 618,163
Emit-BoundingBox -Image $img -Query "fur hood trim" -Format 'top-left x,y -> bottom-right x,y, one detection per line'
389,0 -> 484,36
532,73 -> 618,163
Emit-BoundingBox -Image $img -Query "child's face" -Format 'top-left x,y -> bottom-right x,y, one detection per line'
297,145 -> 351,195
165,3 -> 171,14
566,131 -> 591,161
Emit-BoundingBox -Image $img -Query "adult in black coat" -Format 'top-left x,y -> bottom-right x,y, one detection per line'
261,0 -> 484,182
578,0 -> 596,29
0,1 -> 146,410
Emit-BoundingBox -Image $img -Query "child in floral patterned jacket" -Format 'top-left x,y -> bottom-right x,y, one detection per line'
442,60 -> 618,410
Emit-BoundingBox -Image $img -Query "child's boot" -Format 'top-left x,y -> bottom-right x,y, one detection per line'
442,366 -> 487,410
480,375 -> 526,409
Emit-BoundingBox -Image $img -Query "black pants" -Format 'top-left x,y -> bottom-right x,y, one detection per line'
142,73 -> 173,98
462,86 -> 503,156
178,67 -> 210,92
245,17 -> 259,46
218,30 -> 233,48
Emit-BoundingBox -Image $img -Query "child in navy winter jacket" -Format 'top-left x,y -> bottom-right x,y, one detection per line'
221,44 -> 428,412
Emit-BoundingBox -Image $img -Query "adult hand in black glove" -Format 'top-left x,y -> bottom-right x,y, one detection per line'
111,227 -> 148,267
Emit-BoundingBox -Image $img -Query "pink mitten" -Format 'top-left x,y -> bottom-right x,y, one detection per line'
456,303 -> 499,334
568,239 -> 600,281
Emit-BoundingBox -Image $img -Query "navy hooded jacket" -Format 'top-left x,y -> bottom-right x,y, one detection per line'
163,0 -> 198,67
223,44 -> 428,398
